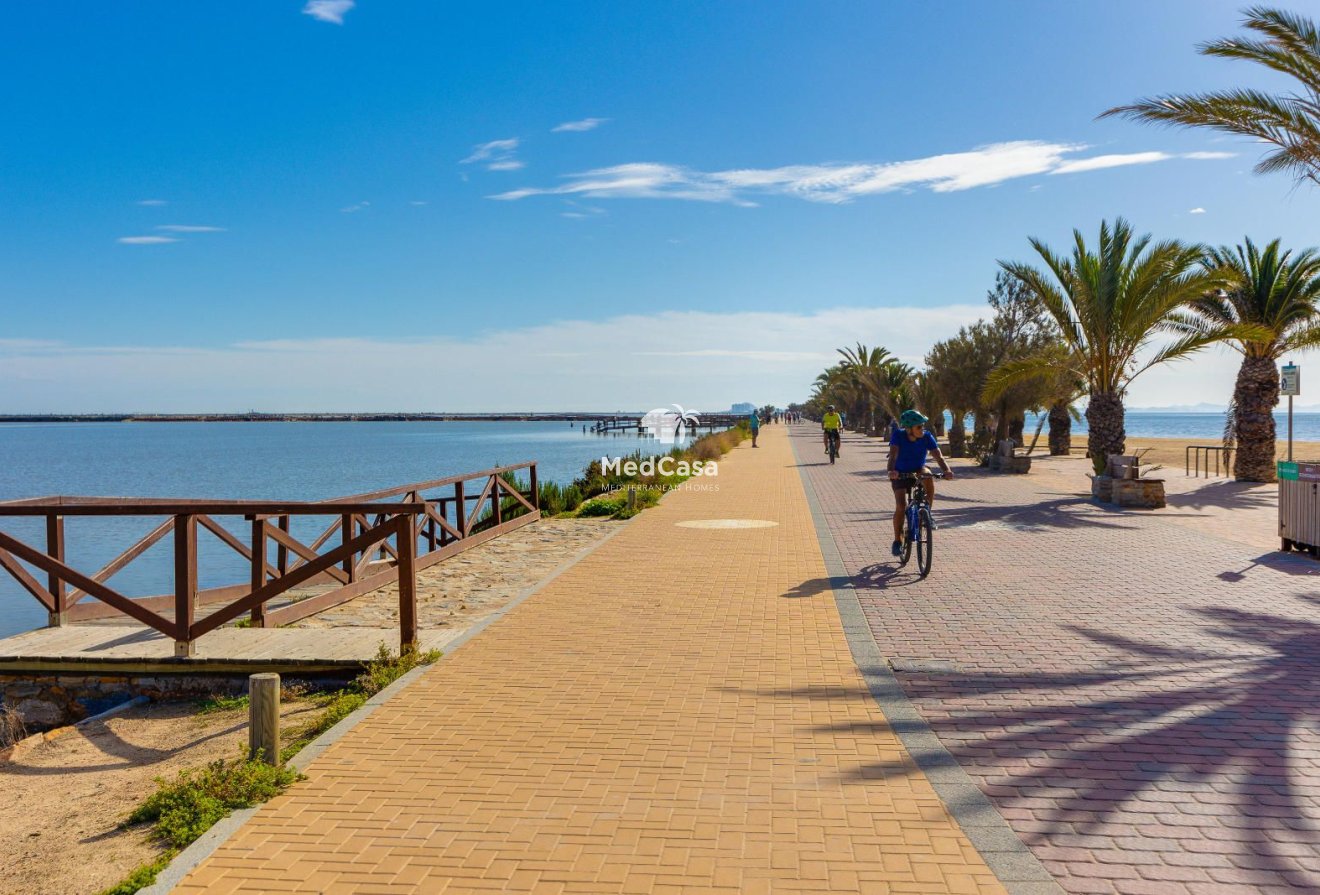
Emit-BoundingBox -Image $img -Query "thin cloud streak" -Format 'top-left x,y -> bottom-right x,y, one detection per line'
156,225 -> 226,233
461,138 -> 523,171
136,199 -> 168,206
492,141 -> 1236,205
117,236 -> 179,245
552,118 -> 609,133
303,0 -> 354,24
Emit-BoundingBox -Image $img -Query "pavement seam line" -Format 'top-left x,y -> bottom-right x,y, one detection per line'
787,429 -> 1066,895
141,516 -> 635,895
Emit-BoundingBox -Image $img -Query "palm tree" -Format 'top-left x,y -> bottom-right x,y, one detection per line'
1102,7 -> 1320,188
926,330 -> 989,458
984,342 -> 1087,456
912,371 -> 946,437
1178,238 -> 1320,481
836,344 -> 915,434
998,218 -> 1232,463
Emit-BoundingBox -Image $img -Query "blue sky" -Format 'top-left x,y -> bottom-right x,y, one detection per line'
2,0 -> 1315,411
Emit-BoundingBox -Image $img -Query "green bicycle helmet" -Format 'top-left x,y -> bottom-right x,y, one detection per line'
898,409 -> 928,428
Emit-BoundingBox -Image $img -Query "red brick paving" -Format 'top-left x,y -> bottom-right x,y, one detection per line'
793,426 -> 1320,895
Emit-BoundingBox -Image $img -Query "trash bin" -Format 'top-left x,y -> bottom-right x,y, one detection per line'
1278,461 -> 1320,553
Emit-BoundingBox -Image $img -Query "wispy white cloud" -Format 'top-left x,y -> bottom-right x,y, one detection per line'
303,0 -> 354,24
340,200 -> 371,213
117,235 -> 179,245
461,138 -> 522,172
493,141 -> 1237,206
1050,151 -> 1170,175
1189,207 -> 1207,214
410,200 -> 429,206
136,199 -> 168,207
156,224 -> 226,233
1184,151 -> 1236,160
552,118 -> 609,133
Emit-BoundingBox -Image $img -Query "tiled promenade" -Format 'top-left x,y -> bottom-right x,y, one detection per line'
170,426 -> 1005,894
794,427 -> 1320,895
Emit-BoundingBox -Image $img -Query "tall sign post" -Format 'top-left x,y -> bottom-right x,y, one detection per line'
1281,362 -> 1301,462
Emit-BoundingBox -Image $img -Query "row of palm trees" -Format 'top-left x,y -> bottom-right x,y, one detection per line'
807,224 -> 1320,482
808,6 -> 1320,483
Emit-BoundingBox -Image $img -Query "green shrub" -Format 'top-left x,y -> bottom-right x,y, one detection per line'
561,484 -> 584,512
97,852 -> 176,895
127,757 -> 302,850
195,693 -> 248,714
578,497 -> 624,517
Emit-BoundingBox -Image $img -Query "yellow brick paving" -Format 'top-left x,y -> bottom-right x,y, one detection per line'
174,426 -> 1006,894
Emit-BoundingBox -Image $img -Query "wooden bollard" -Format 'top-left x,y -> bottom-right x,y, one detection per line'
248,673 -> 280,764
627,487 -> 637,511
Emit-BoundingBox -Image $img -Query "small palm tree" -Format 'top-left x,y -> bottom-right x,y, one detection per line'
1102,7 -> 1320,188
998,218 -> 1233,463
1178,238 -> 1320,481
984,342 -> 1087,456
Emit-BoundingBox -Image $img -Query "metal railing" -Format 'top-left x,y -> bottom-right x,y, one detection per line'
1185,445 -> 1234,478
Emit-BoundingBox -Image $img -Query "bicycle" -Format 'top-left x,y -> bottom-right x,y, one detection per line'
894,470 -> 943,578
825,430 -> 840,464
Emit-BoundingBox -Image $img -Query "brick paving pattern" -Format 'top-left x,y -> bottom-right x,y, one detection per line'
172,426 -> 1004,894
793,426 -> 1320,895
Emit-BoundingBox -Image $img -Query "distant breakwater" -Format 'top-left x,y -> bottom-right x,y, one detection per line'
0,413 -> 649,424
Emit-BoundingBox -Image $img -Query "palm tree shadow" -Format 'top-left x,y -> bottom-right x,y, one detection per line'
809,603 -> 1320,890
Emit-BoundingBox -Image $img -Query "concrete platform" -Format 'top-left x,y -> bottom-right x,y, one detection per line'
0,624 -> 463,674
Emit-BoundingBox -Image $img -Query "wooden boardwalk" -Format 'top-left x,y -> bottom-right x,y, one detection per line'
0,624 -> 464,674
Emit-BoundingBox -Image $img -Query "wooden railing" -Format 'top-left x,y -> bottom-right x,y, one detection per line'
0,462 -> 539,657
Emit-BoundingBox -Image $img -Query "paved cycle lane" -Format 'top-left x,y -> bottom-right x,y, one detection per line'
162,426 -> 1008,895
791,426 -> 1320,895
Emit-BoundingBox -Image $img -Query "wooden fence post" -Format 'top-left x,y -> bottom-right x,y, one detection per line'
174,514 -> 197,658
45,513 -> 66,626
250,517 -> 268,628
248,673 -> 280,764
529,464 -> 539,512
455,480 -> 467,537
341,514 -> 355,582
397,515 -> 418,652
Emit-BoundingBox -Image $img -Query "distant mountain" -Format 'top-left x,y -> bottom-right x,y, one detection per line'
1127,403 -> 1320,413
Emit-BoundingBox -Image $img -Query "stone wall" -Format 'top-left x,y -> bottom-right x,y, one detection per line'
1,670 -> 352,732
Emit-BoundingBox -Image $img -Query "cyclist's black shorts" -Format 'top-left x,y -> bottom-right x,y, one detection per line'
891,468 -> 931,494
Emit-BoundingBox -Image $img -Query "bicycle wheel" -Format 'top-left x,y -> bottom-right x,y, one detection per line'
916,507 -> 934,578
828,438 -> 837,463
899,505 -> 914,565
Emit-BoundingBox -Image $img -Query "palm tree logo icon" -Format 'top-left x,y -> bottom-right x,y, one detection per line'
641,404 -> 701,444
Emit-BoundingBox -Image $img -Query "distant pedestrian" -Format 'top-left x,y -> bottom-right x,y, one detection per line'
749,411 -> 760,448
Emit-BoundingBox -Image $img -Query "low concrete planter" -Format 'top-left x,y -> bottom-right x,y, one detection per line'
988,454 -> 1032,474
1091,475 -> 1114,502
1113,478 -> 1166,509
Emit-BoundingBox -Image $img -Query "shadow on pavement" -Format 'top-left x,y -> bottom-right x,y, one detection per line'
797,603 -> 1320,891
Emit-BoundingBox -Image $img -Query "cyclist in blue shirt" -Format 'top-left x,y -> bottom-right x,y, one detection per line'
887,409 -> 953,557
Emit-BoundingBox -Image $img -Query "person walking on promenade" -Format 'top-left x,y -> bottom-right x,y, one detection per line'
749,411 -> 761,447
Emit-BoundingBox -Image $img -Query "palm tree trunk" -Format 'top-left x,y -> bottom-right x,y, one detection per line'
1232,355 -> 1279,482
1048,401 -> 1071,456
1085,391 -> 1125,461
1008,414 -> 1025,446
947,411 -> 967,457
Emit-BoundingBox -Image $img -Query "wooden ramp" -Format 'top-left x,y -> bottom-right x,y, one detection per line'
0,624 -> 464,674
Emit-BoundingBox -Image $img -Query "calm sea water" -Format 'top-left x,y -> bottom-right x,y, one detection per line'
1027,411 -> 1320,440
0,421 -> 675,639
